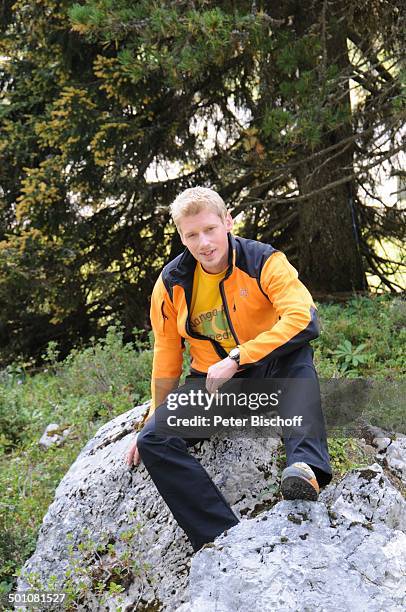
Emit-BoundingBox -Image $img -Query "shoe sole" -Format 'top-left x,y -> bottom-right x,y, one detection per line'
281,476 -> 319,501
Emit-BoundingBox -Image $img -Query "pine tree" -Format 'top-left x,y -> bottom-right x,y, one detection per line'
0,0 -> 404,364
67,0 -> 404,291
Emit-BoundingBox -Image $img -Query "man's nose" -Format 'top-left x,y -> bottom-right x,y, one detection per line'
198,233 -> 210,249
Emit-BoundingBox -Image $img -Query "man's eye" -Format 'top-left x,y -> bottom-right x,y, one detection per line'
188,233 -> 196,238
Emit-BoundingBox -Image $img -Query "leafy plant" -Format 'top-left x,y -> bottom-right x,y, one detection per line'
330,340 -> 369,375
1,296 -> 404,596
19,522 -> 152,611
328,438 -> 358,475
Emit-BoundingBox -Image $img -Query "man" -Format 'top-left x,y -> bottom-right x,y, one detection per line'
126,186 -> 332,552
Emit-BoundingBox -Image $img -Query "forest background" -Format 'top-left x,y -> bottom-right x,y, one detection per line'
0,0 -> 404,368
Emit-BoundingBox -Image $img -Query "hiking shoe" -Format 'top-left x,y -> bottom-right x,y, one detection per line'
281,462 -> 320,501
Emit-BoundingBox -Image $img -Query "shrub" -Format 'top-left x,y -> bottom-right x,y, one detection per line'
0,296 -> 404,594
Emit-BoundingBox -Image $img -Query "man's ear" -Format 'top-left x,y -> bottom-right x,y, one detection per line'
225,212 -> 234,232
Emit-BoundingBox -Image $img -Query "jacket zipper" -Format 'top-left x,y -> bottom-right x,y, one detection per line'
219,278 -> 239,346
161,300 -> 168,332
182,238 -> 237,359
184,274 -> 228,359
185,315 -> 227,359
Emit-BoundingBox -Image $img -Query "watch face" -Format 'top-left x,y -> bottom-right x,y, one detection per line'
229,348 -> 240,360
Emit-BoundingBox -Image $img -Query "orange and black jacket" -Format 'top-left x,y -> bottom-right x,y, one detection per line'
149,233 -> 319,415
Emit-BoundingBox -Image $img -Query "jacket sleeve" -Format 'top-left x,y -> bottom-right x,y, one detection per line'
149,273 -> 184,416
238,251 -> 319,368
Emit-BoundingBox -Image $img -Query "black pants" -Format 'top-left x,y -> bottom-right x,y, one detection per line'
137,344 -> 332,552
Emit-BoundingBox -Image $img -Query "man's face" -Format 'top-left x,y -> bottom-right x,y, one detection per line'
179,210 -> 233,274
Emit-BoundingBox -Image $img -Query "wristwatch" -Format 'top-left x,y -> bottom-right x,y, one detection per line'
228,347 -> 240,366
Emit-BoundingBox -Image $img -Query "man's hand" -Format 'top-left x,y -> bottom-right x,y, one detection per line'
126,433 -> 140,467
206,356 -> 238,395
125,412 -> 154,467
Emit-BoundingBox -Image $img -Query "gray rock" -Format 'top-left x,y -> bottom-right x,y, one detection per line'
383,436 -> 406,484
319,463 -> 406,531
359,420 -> 392,446
18,404 -> 406,611
39,423 -> 71,448
18,403 -> 280,610
183,470 -> 406,612
373,436 -> 392,453
359,420 -> 406,485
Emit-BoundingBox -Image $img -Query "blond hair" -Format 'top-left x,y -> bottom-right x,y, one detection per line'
170,187 -> 228,231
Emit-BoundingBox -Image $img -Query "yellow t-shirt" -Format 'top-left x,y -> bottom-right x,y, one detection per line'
190,262 -> 236,352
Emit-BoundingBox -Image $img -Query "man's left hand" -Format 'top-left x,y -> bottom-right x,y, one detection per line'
206,357 -> 239,395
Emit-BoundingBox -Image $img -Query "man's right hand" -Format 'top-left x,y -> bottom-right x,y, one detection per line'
126,433 -> 141,467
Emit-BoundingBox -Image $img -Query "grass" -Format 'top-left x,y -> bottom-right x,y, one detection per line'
0,294 -> 405,594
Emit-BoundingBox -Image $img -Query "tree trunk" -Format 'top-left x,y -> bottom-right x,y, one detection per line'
294,1 -> 367,292
296,154 -> 366,292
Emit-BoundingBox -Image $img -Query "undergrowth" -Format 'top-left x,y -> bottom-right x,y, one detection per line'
0,294 -> 404,595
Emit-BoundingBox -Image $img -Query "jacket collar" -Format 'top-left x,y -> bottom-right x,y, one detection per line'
174,232 -> 237,283
225,232 -> 237,279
